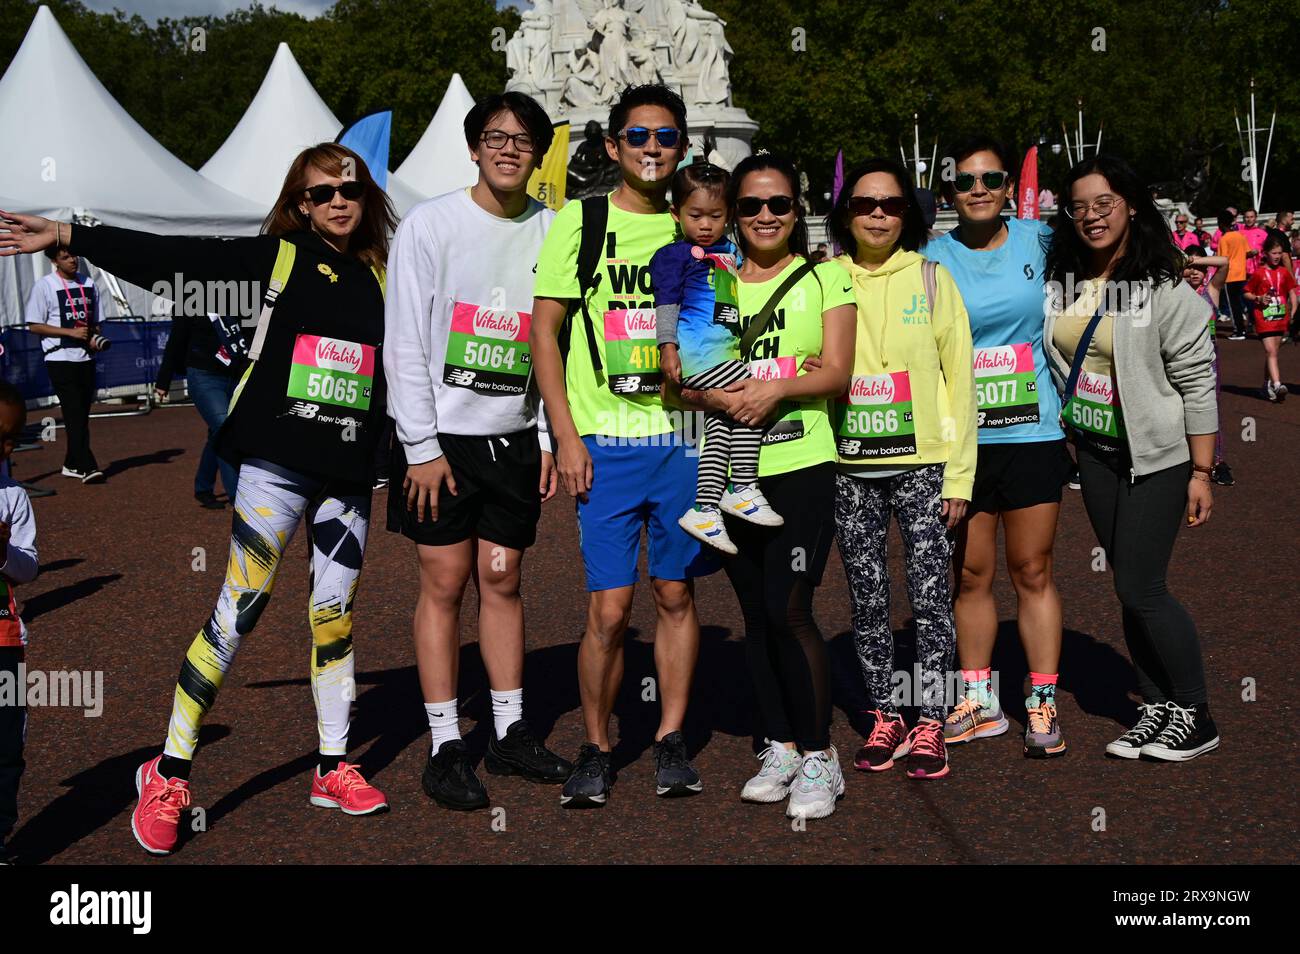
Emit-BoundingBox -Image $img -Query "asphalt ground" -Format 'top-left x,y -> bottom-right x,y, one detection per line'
4,334 -> 1296,865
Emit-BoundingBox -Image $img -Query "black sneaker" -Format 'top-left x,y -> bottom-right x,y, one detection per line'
560,743 -> 612,808
653,730 -> 703,797
484,720 -> 572,783
195,490 -> 225,509
0,840 -> 16,865
1211,462 -> 1235,487
1140,702 -> 1220,762
1106,702 -> 1170,759
421,740 -> 489,810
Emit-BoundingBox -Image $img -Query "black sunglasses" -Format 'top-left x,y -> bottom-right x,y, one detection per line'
736,195 -> 794,217
848,195 -> 909,217
618,126 -> 681,149
305,181 -> 365,205
954,170 -> 1009,193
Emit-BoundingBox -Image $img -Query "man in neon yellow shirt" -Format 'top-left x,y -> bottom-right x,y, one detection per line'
531,85 -> 714,807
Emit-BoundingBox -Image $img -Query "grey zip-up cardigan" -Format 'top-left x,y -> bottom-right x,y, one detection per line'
1044,277 -> 1217,478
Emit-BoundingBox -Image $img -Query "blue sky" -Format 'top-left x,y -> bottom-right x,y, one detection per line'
80,0 -> 521,22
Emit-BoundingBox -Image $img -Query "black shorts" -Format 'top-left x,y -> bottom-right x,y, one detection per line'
969,439 -> 1074,515
386,427 -> 542,551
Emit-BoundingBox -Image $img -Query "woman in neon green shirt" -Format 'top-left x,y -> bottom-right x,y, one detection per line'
685,152 -> 855,820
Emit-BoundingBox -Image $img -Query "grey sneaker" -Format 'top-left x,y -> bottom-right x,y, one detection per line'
560,743 -> 613,808
943,694 -> 1009,744
653,731 -> 702,797
1024,694 -> 1067,758
740,740 -> 802,803
786,746 -> 844,820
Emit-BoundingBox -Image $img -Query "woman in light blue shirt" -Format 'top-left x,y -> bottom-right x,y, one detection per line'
924,135 -> 1072,761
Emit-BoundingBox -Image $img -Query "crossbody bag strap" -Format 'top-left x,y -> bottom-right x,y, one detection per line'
247,239 -> 296,363
740,260 -> 818,358
1062,302 -> 1108,403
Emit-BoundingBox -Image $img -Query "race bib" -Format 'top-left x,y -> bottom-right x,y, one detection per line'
444,302 -> 532,395
1262,296 -> 1286,319
1062,369 -> 1125,441
834,371 -> 917,460
603,308 -> 661,395
284,334 -> 374,430
749,356 -> 803,445
706,252 -> 741,332
974,343 -> 1040,429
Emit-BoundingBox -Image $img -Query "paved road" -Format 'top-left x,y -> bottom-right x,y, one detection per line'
6,336 -> 1295,864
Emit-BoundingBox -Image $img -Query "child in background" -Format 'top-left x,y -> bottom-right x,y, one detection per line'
1244,235 -> 1296,402
652,163 -> 783,556
0,380 -> 38,865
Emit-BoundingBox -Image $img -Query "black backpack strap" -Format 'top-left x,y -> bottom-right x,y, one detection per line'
740,260 -> 818,359
564,195 -> 608,373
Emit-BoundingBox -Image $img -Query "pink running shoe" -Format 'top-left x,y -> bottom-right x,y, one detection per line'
131,755 -> 191,855
898,719 -> 950,780
310,762 -> 389,815
853,710 -> 907,772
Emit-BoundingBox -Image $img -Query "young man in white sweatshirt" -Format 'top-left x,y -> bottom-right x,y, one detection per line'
384,91 -> 570,810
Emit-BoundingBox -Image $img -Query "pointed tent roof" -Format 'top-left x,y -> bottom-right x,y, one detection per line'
201,42 -> 425,215
0,6 -> 265,235
395,73 -> 479,198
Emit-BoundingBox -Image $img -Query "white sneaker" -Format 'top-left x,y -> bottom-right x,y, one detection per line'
785,746 -> 844,820
719,483 -> 784,526
740,740 -> 802,803
61,466 -> 86,479
677,506 -> 738,555
1275,382 -> 1288,402
1266,380 -> 1278,401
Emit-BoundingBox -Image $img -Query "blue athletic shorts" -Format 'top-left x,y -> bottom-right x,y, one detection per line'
577,436 -> 719,591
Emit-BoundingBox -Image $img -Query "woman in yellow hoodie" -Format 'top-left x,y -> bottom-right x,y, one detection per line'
829,158 -> 977,780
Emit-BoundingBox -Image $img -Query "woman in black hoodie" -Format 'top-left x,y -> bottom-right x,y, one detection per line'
1,143 -> 397,855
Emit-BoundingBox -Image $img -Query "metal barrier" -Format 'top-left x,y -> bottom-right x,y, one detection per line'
0,316 -> 173,417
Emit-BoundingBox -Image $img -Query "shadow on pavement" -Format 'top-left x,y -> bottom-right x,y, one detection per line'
8,725 -> 231,865
22,573 -> 123,623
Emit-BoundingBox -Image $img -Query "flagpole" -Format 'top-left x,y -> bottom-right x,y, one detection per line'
913,113 -> 922,188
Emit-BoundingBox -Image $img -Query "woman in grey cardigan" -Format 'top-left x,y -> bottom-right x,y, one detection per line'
1044,155 -> 1220,763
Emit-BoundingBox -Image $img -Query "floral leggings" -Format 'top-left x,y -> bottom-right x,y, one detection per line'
834,466 -> 955,722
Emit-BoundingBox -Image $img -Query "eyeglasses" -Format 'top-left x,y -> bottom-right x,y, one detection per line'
305,181 -> 364,205
1175,220 -> 1188,226
736,195 -> 795,217
618,126 -> 681,149
953,170 -> 1009,193
480,130 -> 536,153
1065,194 -> 1123,220
848,195 -> 909,217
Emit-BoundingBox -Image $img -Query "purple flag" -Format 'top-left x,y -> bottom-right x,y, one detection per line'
831,149 -> 845,255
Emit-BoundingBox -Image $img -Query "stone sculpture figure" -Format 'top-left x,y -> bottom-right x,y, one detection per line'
505,0 -> 554,94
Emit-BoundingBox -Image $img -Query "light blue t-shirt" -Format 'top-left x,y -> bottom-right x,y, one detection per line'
925,217 -> 1063,444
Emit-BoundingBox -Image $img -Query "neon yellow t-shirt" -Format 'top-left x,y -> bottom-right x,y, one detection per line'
737,258 -> 855,477
532,195 -> 678,438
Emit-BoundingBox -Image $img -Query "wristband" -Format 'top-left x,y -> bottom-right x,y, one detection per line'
1190,471 -> 1211,483
1191,464 -> 1213,476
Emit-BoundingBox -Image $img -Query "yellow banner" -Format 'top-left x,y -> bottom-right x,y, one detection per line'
527,121 -> 570,211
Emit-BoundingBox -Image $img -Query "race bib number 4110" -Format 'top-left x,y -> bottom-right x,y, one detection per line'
604,308 -> 662,395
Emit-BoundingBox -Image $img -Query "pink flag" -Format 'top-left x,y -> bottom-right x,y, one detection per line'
1017,146 -> 1039,219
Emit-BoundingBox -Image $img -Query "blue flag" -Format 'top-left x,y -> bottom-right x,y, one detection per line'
337,110 -> 392,190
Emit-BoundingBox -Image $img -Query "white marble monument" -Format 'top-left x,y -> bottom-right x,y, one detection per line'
505,0 -> 757,171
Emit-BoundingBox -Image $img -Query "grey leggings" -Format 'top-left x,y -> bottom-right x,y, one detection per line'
835,466 -> 955,721
1076,442 -> 1207,706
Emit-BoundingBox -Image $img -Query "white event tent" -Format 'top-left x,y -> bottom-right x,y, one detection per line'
0,5 -> 267,328
395,73 -> 479,200
201,42 -> 427,215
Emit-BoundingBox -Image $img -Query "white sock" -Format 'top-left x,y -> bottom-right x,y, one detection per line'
426,699 -> 460,755
490,688 -> 524,740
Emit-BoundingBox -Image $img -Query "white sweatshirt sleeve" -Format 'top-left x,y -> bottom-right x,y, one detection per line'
0,487 -> 39,585
384,212 -> 444,465
536,397 -> 553,453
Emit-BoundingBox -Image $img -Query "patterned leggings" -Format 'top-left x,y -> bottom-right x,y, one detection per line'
834,466 -> 955,721
164,459 -> 370,762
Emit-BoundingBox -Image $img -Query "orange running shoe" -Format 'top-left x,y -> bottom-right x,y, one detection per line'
1024,697 -> 1067,759
310,762 -> 389,815
943,694 -> 1009,744
131,755 -> 191,855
